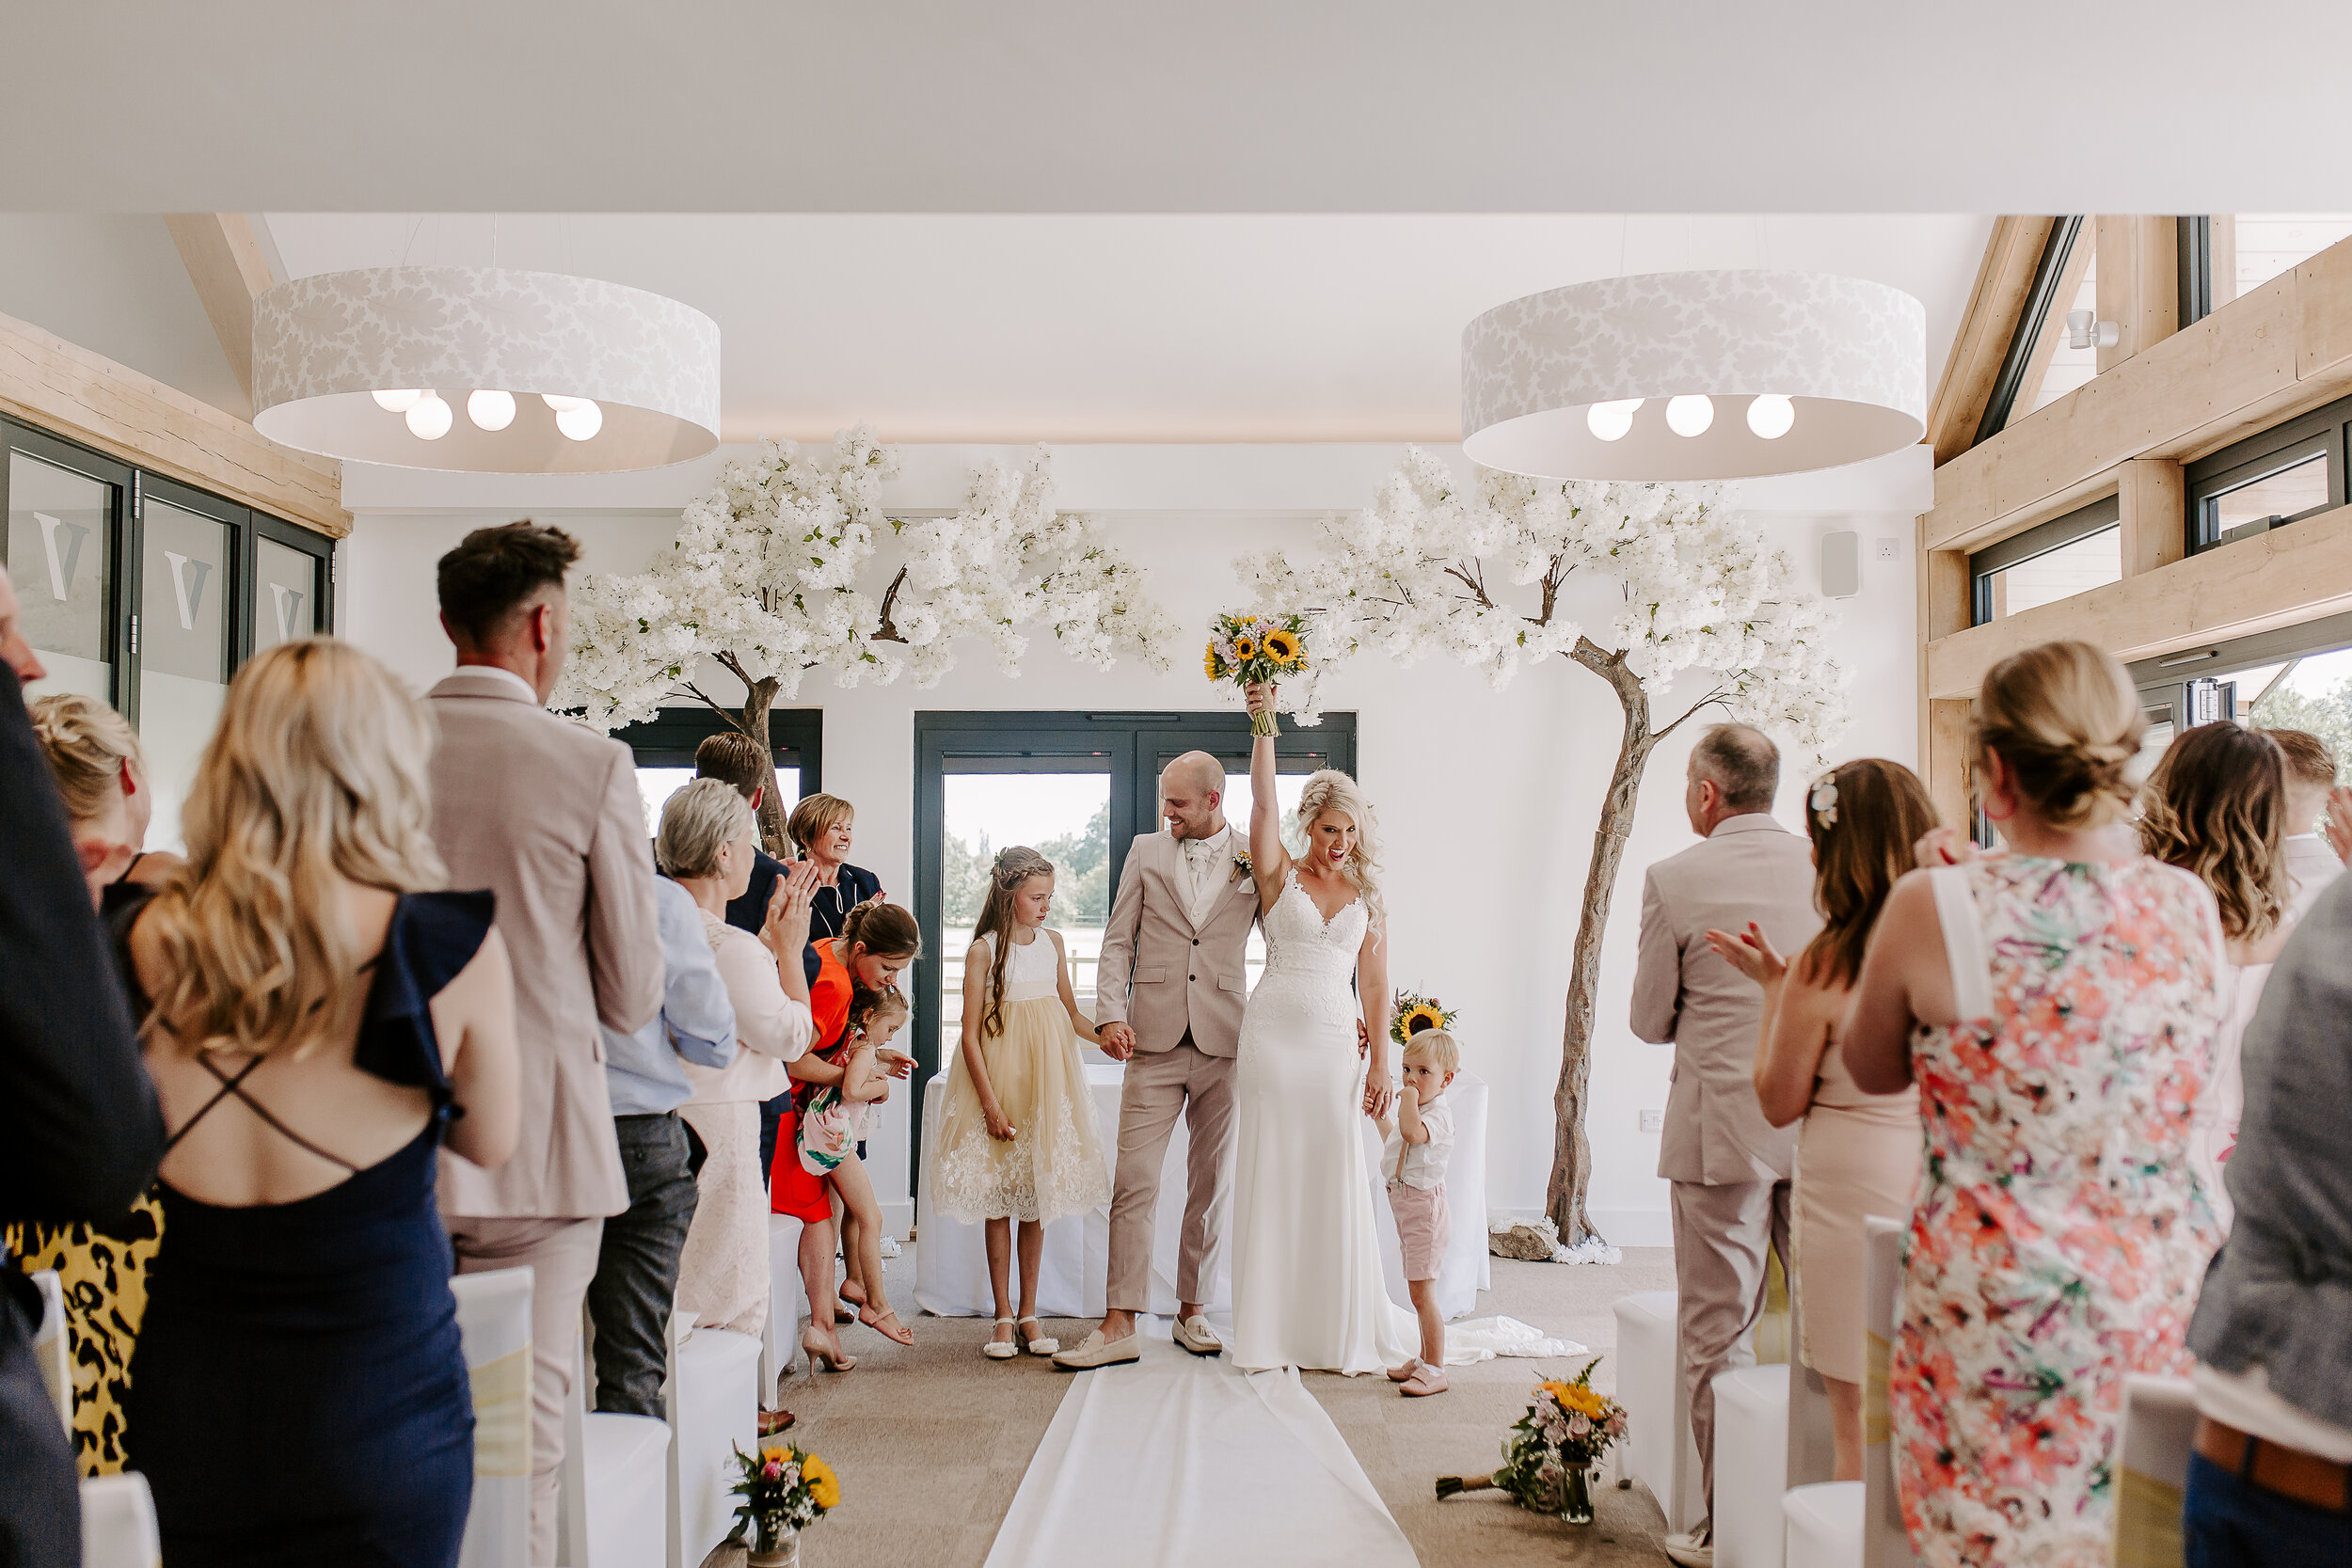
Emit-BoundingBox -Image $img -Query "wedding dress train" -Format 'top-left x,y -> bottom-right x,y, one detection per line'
1229,871 -> 1418,1374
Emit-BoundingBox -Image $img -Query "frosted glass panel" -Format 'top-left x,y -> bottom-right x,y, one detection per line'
253,535 -> 321,650
8,450 -> 114,701
139,499 -> 231,855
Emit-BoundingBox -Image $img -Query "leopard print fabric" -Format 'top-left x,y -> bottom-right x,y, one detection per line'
7,1192 -> 164,1476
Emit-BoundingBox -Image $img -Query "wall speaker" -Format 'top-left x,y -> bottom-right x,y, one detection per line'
1820,531 -> 1860,598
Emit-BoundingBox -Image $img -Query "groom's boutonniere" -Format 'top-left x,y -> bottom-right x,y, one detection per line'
1232,850 -> 1253,883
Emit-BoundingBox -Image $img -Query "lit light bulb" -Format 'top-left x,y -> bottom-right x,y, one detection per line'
405,392 -> 453,440
467,389 -> 517,432
555,400 -> 603,441
1665,395 -> 1714,437
372,388 -> 423,413
1746,394 -> 1795,440
1585,398 -> 1643,442
542,393 -> 586,412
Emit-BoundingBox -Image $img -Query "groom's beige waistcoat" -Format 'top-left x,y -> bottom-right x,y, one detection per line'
1095,831 -> 1259,1057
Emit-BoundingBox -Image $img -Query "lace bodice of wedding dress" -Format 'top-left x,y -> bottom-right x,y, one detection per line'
1259,870 -> 1369,988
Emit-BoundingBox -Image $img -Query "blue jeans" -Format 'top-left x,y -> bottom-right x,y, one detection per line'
2185,1449 -> 2352,1568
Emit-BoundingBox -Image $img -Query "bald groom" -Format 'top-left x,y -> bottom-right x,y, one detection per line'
1055,752 -> 1261,1369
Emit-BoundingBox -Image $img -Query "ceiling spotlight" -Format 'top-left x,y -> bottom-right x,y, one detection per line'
1665,395 -> 1714,437
542,393 -> 587,412
1746,394 -> 1795,440
1584,399 -> 1643,442
405,392 -> 453,440
555,400 -> 603,441
467,389 -> 517,432
372,388 -> 423,413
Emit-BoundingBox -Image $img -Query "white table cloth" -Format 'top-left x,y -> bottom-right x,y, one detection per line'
914,1063 -> 1490,1321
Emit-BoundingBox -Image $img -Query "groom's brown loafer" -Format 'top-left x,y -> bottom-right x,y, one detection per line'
1172,1315 -> 1223,1356
1050,1329 -> 1141,1370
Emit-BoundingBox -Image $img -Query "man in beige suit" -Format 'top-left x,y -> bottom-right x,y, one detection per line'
1629,723 -> 1820,1568
1055,752 -> 1260,1369
427,522 -> 662,1565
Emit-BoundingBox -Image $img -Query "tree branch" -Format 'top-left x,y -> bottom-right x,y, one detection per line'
1442,562 -> 1496,610
1650,683 -> 1740,743
872,565 -> 910,643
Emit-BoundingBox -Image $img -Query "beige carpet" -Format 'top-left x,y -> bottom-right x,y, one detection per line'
704,1243 -> 1680,1568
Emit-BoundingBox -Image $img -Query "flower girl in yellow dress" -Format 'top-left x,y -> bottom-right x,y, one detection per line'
932,846 -> 1112,1360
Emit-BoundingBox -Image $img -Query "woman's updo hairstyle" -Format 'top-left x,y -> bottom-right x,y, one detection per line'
30,692 -> 146,825
839,899 -> 922,960
1971,640 -> 2145,830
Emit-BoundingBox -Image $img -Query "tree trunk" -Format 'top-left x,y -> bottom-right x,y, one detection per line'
1548,640 -> 1659,1248
732,675 -> 789,856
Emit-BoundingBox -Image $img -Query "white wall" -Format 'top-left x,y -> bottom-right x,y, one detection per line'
341,443 -> 1925,1243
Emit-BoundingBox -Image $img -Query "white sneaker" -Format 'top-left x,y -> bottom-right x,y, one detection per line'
1661,1525 -> 1713,1567
1171,1314 -> 1223,1356
1050,1329 -> 1141,1370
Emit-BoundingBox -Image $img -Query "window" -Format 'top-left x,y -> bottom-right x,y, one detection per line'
0,416 -> 335,850
607,705 -> 821,838
1974,216 -> 2090,443
2128,611 -> 2352,768
909,709 -> 1354,1191
2185,390 -> 2352,554
1969,495 -> 2122,625
2221,215 -> 2352,307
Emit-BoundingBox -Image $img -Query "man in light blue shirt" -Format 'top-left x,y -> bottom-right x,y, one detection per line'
583,876 -> 738,1417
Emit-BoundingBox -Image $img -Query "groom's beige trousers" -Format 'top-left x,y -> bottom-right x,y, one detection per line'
1106,1033 -> 1236,1312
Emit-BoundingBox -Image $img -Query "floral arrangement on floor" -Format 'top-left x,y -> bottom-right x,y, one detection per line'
1204,611 -> 1311,735
1436,1356 -> 1626,1524
730,1438 -> 839,1559
1391,990 -> 1458,1046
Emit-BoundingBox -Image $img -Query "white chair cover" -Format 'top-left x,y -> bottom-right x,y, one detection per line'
1783,1482 -> 1864,1568
1613,1289 -> 1707,1534
451,1267 -> 534,1568
1861,1216 -> 1920,1568
558,1332 -> 669,1568
2111,1375 -> 2197,1568
758,1215 -> 804,1407
30,1269 -> 70,1430
77,1472 -> 161,1568
1714,1364 -> 1791,1568
667,1313 -> 762,1568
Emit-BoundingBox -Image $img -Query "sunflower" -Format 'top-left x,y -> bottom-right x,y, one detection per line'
1203,641 -> 1224,679
1232,635 -> 1258,661
1263,627 -> 1300,664
802,1453 -> 840,1511
1400,1002 -> 1447,1037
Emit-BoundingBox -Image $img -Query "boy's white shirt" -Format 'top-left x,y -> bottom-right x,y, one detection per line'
1381,1087 -> 1454,1189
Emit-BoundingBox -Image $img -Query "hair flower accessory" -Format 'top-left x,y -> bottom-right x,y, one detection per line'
1808,775 -> 1839,828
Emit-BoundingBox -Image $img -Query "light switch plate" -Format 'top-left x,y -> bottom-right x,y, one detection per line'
1639,1109 -> 1663,1133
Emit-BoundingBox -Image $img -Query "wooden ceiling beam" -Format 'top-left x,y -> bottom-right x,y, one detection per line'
1923,216 -> 2058,467
163,214 -> 275,419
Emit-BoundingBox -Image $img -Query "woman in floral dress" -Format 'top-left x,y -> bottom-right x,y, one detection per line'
1845,640 -> 2228,1568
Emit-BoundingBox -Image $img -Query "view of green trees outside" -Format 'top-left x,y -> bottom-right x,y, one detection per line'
942,800 -> 1111,928
2251,675 -> 2352,765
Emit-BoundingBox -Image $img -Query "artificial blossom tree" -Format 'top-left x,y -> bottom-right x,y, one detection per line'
1237,448 -> 1848,1249
557,427 -> 1179,849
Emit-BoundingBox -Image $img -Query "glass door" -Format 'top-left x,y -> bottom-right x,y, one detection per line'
136,486 -> 236,852
5,438 -> 127,703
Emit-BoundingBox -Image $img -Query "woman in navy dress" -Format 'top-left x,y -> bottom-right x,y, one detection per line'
120,639 -> 520,1568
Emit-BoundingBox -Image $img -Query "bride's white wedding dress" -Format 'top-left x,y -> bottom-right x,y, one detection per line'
1230,870 -> 1420,1374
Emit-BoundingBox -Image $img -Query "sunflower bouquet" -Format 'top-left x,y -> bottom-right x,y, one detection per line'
1205,611 -> 1311,736
1391,990 -> 1459,1047
730,1438 -> 840,1558
1437,1357 -> 1626,1525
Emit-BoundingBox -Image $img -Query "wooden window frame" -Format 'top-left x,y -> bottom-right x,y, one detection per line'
1967,493 -> 2122,626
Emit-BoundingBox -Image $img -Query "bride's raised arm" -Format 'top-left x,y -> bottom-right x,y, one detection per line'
1245,682 -> 1290,911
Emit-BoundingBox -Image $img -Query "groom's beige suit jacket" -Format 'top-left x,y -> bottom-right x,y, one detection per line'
1094,830 -> 1260,1056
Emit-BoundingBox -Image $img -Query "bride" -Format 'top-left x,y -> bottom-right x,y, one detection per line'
1230,682 -> 1420,1374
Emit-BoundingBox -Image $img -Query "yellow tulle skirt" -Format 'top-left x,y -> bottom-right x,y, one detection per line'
931,997 -> 1110,1225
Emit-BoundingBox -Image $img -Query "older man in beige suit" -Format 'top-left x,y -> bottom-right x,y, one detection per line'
1630,723 -> 1820,1568
1055,752 -> 1260,1370
427,522 -> 662,1565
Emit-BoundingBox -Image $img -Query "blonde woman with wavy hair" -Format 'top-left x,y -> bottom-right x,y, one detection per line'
2139,721 -> 2293,1229
118,638 -> 520,1567
1225,681 -> 1418,1376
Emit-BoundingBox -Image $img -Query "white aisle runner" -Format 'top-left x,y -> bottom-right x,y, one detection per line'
984,1343 -> 1420,1568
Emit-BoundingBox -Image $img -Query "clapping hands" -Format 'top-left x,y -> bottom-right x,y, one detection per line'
1705,921 -> 1788,988
758,859 -> 825,959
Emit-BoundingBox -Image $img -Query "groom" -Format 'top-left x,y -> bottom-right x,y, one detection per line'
1054,752 -> 1258,1370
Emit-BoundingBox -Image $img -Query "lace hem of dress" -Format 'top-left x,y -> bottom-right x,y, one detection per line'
931,1093 -> 1109,1227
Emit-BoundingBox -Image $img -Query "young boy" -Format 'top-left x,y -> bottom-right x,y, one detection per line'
1382,1026 -> 1458,1396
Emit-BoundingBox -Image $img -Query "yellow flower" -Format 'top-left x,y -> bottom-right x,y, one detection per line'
1401,1003 -> 1446,1037
758,1439 -> 791,1465
1203,641 -> 1223,679
1232,635 -> 1257,661
1263,628 -> 1300,664
802,1454 -> 840,1511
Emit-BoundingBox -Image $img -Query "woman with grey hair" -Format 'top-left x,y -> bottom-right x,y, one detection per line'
660,780 -> 825,1343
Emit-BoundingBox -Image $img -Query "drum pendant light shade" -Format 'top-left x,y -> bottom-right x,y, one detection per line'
1460,269 -> 1926,482
250,267 -> 722,474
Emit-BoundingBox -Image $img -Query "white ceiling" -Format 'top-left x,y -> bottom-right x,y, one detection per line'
8,3 -> 2352,214
264,213 -> 1991,443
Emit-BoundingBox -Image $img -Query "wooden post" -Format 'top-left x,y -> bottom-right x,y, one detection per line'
1928,699 -> 1975,832
2094,215 -> 2181,375
2119,459 -> 2186,578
